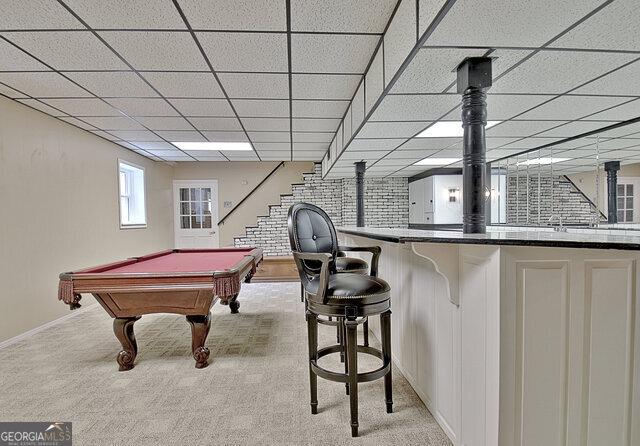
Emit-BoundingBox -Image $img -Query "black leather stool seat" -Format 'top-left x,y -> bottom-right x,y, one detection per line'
308,273 -> 390,306
335,257 -> 368,273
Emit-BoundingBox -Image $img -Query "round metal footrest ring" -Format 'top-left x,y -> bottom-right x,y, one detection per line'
310,344 -> 390,384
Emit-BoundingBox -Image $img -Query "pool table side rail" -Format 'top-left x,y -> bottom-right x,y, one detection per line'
58,248 -> 263,308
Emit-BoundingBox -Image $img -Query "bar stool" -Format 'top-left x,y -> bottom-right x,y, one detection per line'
288,202 -> 392,437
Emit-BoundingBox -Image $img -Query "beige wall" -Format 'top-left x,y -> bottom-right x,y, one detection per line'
568,163 -> 640,214
172,161 -> 312,246
0,97 -> 174,342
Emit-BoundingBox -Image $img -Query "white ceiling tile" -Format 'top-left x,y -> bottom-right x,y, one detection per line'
224,152 -> 260,161
352,81 -> 365,128
248,132 -> 290,142
16,98 -> 67,116
536,120 -> 614,138
147,149 -> 188,157
290,0 -> 396,33
189,117 -> 242,131
59,117 -> 96,131
340,150 -> 389,160
42,98 -> 120,116
142,72 -> 224,98
550,0 -> 640,52
0,83 -> 28,98
194,154 -> 235,161
583,99 -> 640,121
292,118 -> 340,132
343,105 -> 352,140
596,122 -> 640,138
3,31 -> 128,70
108,98 -> 178,116
99,31 -> 208,71
348,138 -> 405,151
448,137 -> 521,150
500,137 -> 565,150
292,74 -> 361,100
198,32 -> 288,71
133,141 -> 176,150
293,133 -> 334,146
164,156 -> 194,161
135,116 -> 194,130
402,137 -> 459,150
371,158 -> 414,167
392,48 -> 487,94
232,99 -> 289,117
0,72 -> 91,97
517,95 -> 630,121
202,131 -> 248,142
358,121 -> 429,139
0,37 -> 51,70
292,100 -> 348,118
110,130 -> 163,141
82,116 -> 144,130
62,0 -> 187,29
383,0 -> 416,86
365,44 -> 384,114
383,150 -> 429,160
486,120 -> 569,137
218,73 -> 288,99
168,98 -> 233,117
256,143 -> 292,152
291,34 -> 379,74
573,60 -> 640,96
180,0 -> 286,31
370,94 -> 459,121
65,71 -> 158,97
0,0 -> 82,30
293,142 -> 329,151
242,117 -> 289,131
482,94 -> 557,121
90,130 -> 120,141
428,0 -> 604,47
156,130 -> 204,142
492,51 -> 636,94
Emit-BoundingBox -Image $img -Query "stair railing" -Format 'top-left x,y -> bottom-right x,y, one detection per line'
219,161 -> 285,226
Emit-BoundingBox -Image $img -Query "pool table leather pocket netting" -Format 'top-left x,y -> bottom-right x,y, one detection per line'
58,248 -> 262,371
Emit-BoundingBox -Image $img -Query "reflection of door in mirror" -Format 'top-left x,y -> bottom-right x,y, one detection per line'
617,178 -> 640,223
173,181 -> 219,248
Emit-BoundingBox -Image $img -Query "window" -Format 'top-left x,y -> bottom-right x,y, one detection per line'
118,161 -> 146,228
617,183 -> 634,223
179,187 -> 212,229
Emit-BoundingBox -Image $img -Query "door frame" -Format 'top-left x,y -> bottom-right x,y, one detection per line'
172,179 -> 219,248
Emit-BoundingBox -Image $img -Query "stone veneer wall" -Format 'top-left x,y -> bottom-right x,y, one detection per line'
234,164 -> 409,256
506,174 -> 602,225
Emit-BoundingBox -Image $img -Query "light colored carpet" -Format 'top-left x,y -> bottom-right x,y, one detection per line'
0,282 -> 451,446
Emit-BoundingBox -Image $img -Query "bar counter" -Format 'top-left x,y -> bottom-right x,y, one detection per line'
337,226 -> 640,446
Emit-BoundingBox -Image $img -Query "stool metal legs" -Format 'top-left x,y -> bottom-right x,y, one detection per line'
381,310 -> 393,413
306,310 -> 318,415
345,317 -> 359,437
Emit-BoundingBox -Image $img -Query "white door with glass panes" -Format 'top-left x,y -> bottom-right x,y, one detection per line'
173,181 -> 219,248
617,177 -> 640,223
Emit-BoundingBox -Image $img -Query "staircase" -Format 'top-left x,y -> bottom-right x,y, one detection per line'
233,163 -> 342,256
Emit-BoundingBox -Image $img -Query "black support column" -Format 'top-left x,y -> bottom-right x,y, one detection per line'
604,161 -> 621,223
355,161 -> 366,227
457,57 -> 492,234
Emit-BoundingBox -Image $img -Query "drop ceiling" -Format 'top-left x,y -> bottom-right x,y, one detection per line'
0,0 -> 398,162
1,0 -> 639,172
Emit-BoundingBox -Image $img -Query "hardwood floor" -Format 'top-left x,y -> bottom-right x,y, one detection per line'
252,256 -> 299,282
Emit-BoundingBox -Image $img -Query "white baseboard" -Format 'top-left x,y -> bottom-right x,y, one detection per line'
0,303 -> 98,350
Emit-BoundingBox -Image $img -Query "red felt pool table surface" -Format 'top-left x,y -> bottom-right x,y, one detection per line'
78,248 -> 256,274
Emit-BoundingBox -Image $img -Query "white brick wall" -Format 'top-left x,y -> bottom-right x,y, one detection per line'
234,163 -> 409,255
506,174 -> 603,225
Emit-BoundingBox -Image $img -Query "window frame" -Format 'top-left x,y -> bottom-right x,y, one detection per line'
117,159 -> 148,230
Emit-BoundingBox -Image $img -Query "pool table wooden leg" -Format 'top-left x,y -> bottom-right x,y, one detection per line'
187,313 -> 211,369
113,316 -> 141,371
229,294 -> 240,314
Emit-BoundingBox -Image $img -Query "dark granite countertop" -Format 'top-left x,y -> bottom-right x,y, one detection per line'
337,227 -> 640,251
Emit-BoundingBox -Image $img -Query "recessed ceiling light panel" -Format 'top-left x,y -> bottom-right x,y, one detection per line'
172,141 -> 252,151
416,121 -> 501,138
517,157 -> 570,166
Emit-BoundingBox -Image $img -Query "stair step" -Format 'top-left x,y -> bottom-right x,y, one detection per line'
252,256 -> 299,283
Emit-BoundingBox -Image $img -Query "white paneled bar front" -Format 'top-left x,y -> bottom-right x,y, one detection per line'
339,232 -> 640,446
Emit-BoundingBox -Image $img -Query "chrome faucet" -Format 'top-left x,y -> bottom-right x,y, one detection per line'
548,215 -> 567,232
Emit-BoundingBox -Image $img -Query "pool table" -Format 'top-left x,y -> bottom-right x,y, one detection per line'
58,247 -> 262,371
